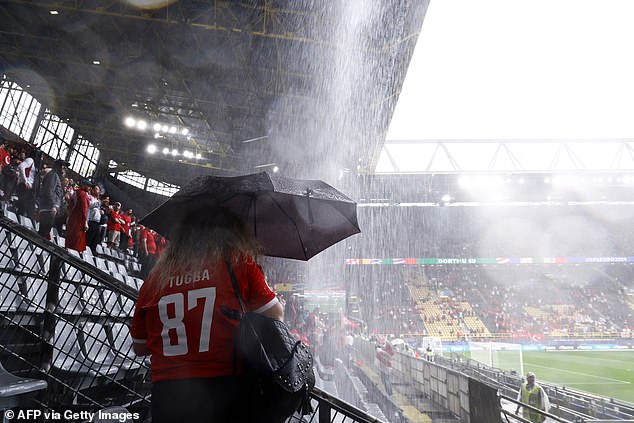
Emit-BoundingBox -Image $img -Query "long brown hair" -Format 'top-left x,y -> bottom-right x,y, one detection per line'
144,207 -> 260,295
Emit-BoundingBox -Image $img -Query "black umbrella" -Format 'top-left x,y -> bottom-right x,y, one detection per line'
139,172 -> 360,261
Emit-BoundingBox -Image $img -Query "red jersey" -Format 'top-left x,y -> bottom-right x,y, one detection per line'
130,256 -> 277,382
156,236 -> 167,258
0,148 -> 9,169
121,214 -> 132,236
142,228 -> 157,255
107,210 -> 121,232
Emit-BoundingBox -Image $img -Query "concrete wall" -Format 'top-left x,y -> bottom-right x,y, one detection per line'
354,338 -> 479,422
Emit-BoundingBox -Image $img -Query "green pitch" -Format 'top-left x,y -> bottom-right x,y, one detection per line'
523,351 -> 634,404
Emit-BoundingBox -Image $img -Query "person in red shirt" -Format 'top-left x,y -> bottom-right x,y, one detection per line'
119,208 -> 133,254
107,202 -> 125,249
64,179 -> 91,252
0,140 -> 10,170
155,234 -> 167,259
139,226 -> 157,279
131,208 -> 283,423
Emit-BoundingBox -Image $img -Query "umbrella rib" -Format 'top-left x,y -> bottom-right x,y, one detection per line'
322,199 -> 361,232
266,193 -> 309,261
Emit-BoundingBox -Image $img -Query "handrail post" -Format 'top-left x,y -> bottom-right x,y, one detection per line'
319,398 -> 331,423
40,255 -> 62,373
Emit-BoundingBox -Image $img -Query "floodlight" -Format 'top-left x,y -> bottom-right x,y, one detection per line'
124,117 -> 136,127
136,120 -> 147,130
161,125 -> 169,132
183,151 -> 192,158
273,166 -> 279,173
181,128 -> 189,136
169,126 -> 177,134
162,148 -> 170,155
49,10 -> 59,15
172,149 -> 179,156
92,60 -> 100,65
153,123 -> 161,132
441,194 -> 451,203
195,153 -> 202,159
147,144 -> 157,154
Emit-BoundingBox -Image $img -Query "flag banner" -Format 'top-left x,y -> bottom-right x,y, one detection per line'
345,256 -> 634,265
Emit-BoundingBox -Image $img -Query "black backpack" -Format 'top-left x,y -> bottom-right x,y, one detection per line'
222,258 -> 314,422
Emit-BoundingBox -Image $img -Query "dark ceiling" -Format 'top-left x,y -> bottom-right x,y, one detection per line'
0,0 -> 429,187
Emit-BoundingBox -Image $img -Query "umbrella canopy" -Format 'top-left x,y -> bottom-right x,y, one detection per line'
139,172 -> 360,260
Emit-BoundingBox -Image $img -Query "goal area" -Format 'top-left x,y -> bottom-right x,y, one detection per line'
466,341 -> 524,375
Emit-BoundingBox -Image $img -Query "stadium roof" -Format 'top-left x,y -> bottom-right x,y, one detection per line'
0,1 -> 429,186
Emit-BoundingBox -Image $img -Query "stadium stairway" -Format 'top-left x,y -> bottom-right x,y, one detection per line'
353,361 -> 436,423
0,215 -> 386,423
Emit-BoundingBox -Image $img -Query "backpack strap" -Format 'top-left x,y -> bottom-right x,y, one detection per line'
225,255 -> 246,313
224,255 -> 246,376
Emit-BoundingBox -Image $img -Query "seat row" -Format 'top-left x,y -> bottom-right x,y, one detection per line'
0,246 -> 140,316
1,273 -> 136,317
2,210 -> 141,275
52,319 -> 148,381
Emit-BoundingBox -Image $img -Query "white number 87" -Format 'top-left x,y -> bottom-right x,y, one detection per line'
158,287 -> 216,356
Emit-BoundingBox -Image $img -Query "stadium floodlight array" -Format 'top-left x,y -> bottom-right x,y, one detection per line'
467,341 -> 524,376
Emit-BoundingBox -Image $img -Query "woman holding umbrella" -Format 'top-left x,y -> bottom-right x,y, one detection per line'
130,208 -> 283,423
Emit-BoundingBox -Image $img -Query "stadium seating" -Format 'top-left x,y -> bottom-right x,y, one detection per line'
0,360 -> 47,414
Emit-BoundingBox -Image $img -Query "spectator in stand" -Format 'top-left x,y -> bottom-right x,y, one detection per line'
37,159 -> 68,240
98,195 -> 110,244
119,208 -> 133,254
65,179 -> 91,252
139,225 -> 157,279
86,184 -> 102,254
30,145 -> 43,204
284,295 -> 299,330
130,217 -> 140,256
127,217 -> 136,252
155,233 -> 167,259
305,306 -> 320,348
16,148 -> 37,219
0,140 -> 10,170
130,208 -> 281,423
1,150 -> 19,202
107,201 -> 125,249
53,176 -> 72,236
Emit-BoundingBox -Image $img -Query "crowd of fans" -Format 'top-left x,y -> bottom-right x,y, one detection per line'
352,264 -> 633,340
0,139 -> 167,278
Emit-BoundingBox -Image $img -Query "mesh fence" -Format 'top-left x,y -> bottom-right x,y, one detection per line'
0,216 -> 151,419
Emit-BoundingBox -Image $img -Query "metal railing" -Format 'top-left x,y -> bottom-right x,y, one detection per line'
0,215 -> 151,419
0,216 -> 384,423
